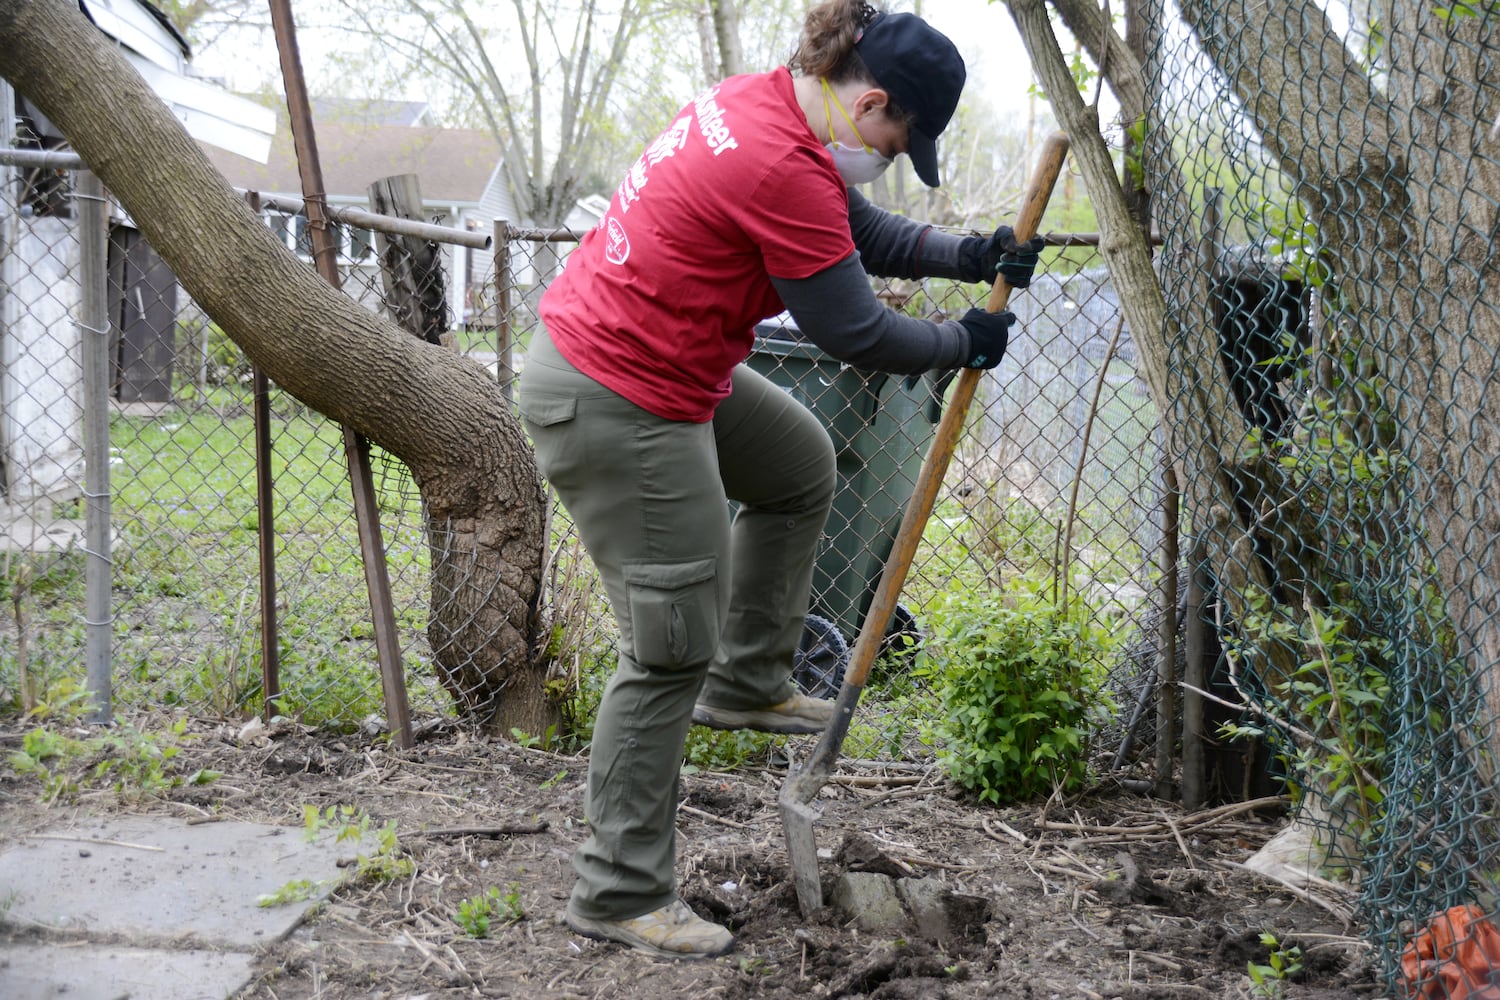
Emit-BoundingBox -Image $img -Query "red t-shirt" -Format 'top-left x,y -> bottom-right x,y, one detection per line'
538,68 -> 855,422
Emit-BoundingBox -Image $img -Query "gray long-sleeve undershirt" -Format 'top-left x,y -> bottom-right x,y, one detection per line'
769,187 -> 986,374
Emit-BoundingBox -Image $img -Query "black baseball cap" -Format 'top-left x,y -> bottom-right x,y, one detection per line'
854,11 -> 966,188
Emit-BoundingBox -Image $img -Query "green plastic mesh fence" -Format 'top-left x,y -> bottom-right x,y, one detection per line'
1142,0 -> 1500,985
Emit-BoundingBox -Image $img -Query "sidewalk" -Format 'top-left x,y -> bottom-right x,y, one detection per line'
0,814 -> 368,1000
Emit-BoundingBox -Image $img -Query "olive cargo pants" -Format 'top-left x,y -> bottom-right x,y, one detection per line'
518,327 -> 836,920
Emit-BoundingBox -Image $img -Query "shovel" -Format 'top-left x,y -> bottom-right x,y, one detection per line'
779,132 -> 1071,917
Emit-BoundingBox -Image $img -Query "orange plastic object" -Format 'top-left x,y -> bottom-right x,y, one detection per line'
1400,904 -> 1500,1000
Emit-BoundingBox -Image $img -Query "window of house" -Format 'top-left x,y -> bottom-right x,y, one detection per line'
266,211 -> 295,249
291,215 -> 313,258
349,226 -> 375,262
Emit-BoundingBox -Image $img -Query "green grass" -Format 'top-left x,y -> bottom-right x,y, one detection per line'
451,326 -> 532,357
0,389 -> 433,724
1,378 -> 1147,775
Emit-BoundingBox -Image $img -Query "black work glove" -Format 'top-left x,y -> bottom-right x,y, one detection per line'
969,225 -> 1046,288
958,307 -> 1015,369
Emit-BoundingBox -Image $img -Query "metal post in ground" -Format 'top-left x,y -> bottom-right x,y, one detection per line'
77,170 -> 113,724
269,0 -> 412,749
244,190 -> 283,721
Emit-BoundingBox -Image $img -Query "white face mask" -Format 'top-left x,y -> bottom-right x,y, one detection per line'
821,78 -> 894,186
827,142 -> 893,185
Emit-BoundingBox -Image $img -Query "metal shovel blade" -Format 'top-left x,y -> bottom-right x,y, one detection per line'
780,790 -> 824,917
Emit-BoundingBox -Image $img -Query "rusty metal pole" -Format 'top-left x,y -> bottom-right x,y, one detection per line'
1153,457 -> 1180,798
243,191 -> 283,721
493,218 -> 514,400
269,0 -> 412,748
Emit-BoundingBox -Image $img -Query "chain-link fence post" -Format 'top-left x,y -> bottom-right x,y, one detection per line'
494,219 -> 514,399
77,170 -> 111,724
270,0 -> 412,748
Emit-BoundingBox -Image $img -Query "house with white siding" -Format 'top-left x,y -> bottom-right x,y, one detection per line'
1,0 -> 272,515
200,99 -> 517,330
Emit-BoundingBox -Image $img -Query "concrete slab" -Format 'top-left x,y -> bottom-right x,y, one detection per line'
0,815 -> 364,949
0,940 -> 254,1000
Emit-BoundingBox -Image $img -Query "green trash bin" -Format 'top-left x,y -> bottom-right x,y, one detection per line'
745,317 -> 942,668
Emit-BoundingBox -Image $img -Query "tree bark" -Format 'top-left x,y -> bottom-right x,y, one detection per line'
1175,0 -> 1500,728
1008,0 -> 1296,697
709,0 -> 745,78
0,0 -> 557,735
1006,0 -> 1254,536
1046,0 -> 1147,122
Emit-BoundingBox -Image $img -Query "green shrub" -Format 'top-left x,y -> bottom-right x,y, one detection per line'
923,590 -> 1107,804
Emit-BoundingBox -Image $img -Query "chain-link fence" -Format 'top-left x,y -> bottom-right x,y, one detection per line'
1138,0 -> 1500,988
1,147 -> 1170,768
8,9 -> 1499,988
490,226 -> 1168,768
0,150 -> 493,731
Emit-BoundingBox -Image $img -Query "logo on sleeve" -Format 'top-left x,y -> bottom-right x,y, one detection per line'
605,216 -> 630,265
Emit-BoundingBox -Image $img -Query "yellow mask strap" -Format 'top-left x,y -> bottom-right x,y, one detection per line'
820,77 -> 874,152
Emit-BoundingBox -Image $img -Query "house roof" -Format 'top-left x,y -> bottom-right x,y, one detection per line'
203,114 -> 505,207
309,97 -> 435,128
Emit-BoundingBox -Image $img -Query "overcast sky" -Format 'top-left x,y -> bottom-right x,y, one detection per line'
187,1 -> 1043,118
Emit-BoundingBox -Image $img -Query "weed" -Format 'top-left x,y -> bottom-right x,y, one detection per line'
921,587 -> 1114,804
454,884 -> 524,938
8,720 -> 212,804
257,878 -> 324,907
302,803 -> 365,843
683,728 -> 774,771
1248,932 -> 1303,997
92,719 -> 202,801
9,727 -> 84,803
355,820 -> 416,883
1225,597 -> 1397,839
301,805 -> 413,882
509,726 -> 560,751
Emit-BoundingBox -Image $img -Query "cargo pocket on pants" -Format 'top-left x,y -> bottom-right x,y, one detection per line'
622,557 -> 719,669
517,391 -> 578,481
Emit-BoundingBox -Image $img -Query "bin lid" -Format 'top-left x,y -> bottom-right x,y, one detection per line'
753,311 -> 829,360
754,311 -> 803,341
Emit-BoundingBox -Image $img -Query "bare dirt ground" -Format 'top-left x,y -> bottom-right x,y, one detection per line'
0,716 -> 1387,999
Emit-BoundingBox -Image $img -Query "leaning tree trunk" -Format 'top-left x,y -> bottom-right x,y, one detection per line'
0,0 -> 557,736
1008,0 -> 1293,647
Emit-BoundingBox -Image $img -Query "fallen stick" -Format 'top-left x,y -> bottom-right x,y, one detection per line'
26,834 -> 164,851
1034,795 -> 1287,838
411,821 -> 550,838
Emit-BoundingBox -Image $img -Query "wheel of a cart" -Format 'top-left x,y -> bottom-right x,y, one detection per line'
791,612 -> 850,700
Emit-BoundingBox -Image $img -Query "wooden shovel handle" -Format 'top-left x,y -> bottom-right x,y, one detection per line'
838,131 -> 1071,695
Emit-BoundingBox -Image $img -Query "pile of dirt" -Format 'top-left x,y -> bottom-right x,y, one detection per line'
0,717 -> 1385,998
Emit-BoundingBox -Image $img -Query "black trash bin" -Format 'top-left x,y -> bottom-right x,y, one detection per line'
744,316 -> 941,691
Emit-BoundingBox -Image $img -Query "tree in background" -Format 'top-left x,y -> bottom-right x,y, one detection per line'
316,0 -> 654,227
0,0 -> 562,737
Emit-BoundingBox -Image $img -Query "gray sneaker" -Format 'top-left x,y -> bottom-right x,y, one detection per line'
564,899 -> 733,960
691,691 -> 834,734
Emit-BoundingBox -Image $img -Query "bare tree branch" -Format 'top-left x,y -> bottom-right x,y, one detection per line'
1047,0 -> 1146,121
